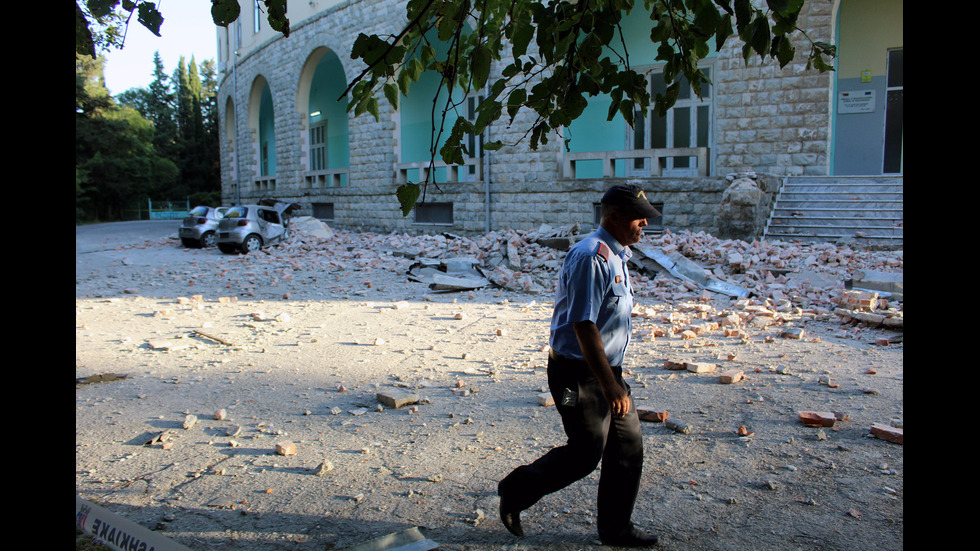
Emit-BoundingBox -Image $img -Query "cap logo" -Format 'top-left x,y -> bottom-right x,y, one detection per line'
636,190 -> 647,200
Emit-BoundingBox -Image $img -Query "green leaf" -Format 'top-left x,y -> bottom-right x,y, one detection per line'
715,14 -> 734,52
511,18 -> 534,58
76,2 -> 97,56
136,1 -> 163,36
733,0 -> 753,33
693,3 -> 720,36
262,0 -> 290,37
483,140 -> 504,151
383,82 -> 399,110
507,88 -> 526,122
471,44 -> 492,90
397,67 -> 413,95
210,0 -> 241,27
474,99 -> 500,133
396,183 -> 422,217
774,35 -> 795,67
606,98 -> 620,122
746,16 -> 771,57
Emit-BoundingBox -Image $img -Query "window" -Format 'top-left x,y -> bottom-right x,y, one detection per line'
415,202 -> 454,225
629,67 -> 713,177
464,94 -> 485,181
261,143 -> 269,176
309,122 -> 327,171
313,203 -> 335,221
254,1 -> 261,33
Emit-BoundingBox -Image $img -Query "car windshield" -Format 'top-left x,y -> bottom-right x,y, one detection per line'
225,207 -> 249,218
189,206 -> 209,216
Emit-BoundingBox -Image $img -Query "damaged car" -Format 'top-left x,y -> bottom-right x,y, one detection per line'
216,202 -> 297,254
179,206 -> 229,248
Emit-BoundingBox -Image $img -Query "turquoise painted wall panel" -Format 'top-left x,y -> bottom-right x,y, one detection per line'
308,51 -> 350,170
259,84 -> 276,176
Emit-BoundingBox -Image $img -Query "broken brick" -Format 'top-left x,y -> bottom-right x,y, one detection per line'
276,441 -> 297,455
798,411 -> 836,427
719,369 -> 744,384
685,362 -> 716,373
870,423 -> 903,444
637,407 -> 668,422
377,389 -> 420,409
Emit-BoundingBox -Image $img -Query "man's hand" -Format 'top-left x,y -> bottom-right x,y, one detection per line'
573,321 -> 631,418
603,384 -> 631,418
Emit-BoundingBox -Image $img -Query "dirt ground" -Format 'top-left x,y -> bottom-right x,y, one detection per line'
75,221 -> 903,551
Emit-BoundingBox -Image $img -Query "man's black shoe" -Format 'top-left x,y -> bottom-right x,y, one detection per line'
500,507 -> 524,538
497,485 -> 524,537
600,526 -> 659,547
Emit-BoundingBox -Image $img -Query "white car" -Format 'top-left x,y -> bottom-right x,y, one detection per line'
216,202 -> 296,254
178,206 -> 229,248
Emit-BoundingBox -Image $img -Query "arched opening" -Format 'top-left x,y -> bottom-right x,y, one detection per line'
398,22 -> 482,185
564,5 -> 716,179
297,47 -> 351,188
248,75 -> 276,190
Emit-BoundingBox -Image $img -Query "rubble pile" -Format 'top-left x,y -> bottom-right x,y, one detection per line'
203,217 -> 902,330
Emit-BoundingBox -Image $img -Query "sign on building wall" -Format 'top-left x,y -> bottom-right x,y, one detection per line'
838,90 -> 876,114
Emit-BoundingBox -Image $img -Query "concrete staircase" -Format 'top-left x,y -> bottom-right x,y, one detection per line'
763,176 -> 903,244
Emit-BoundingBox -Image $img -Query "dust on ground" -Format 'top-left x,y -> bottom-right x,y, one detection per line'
76,221 -> 903,551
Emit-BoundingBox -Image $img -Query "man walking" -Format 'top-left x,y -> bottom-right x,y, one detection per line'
498,184 -> 660,547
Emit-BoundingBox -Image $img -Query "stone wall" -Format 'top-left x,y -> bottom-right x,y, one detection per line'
712,1 -> 835,177
216,0 -> 831,238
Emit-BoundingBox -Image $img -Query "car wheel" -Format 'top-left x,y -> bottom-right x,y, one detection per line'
201,231 -> 217,248
241,234 -> 263,254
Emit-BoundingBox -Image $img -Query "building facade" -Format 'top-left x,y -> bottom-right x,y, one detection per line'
215,0 -> 903,238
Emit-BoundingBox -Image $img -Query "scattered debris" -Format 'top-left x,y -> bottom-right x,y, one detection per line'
846,270 -> 903,301
313,459 -> 334,476
147,338 -> 192,351
193,329 -> 237,346
870,423 -> 903,444
686,362 -> 716,373
376,389 -> 420,409
76,373 -> 128,385
637,407 -> 668,422
408,257 -> 491,292
336,526 -> 438,551
182,415 -> 198,430
665,418 -> 692,434
798,411 -> 836,427
780,327 -> 805,339
276,441 -> 297,456
719,369 -> 744,384
144,430 -> 177,447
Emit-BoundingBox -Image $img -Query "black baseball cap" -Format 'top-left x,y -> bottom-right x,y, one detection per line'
601,184 -> 662,219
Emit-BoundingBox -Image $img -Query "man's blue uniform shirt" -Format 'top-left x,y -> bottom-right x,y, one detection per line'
549,225 -> 634,367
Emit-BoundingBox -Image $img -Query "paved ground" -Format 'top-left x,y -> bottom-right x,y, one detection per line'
76,220 -> 903,551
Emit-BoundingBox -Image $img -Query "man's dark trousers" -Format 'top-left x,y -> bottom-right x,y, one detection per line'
498,351 -> 644,539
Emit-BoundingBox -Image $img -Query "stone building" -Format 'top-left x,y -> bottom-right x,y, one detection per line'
215,0 -> 903,242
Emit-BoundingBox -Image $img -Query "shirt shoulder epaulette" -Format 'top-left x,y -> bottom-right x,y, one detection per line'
596,242 -> 611,262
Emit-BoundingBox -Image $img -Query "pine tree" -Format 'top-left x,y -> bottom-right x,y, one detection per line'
146,52 -> 178,161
